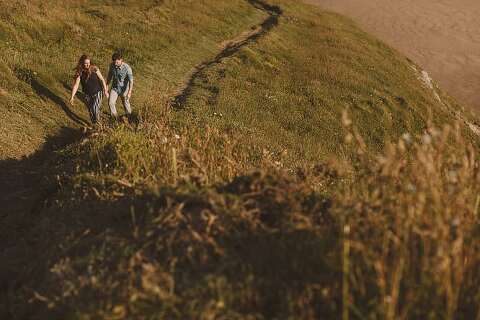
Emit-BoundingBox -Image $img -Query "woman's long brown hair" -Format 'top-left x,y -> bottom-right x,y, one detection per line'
74,54 -> 95,79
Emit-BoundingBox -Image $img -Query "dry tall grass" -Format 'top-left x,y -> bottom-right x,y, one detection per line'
338,116 -> 480,319
26,117 -> 480,319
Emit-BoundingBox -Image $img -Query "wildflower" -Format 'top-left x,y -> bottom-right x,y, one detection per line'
401,132 -> 412,144
345,133 -> 353,144
406,183 -> 417,193
421,133 -> 432,145
447,170 -> 458,183
322,288 -> 330,297
451,218 -> 460,227
342,111 -> 352,127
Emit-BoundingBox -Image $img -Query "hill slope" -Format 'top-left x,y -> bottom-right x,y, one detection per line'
175,0 -> 479,165
0,0 -> 267,159
1,0 -> 480,319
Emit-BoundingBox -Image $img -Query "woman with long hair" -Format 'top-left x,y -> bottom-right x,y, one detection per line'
70,54 -> 109,124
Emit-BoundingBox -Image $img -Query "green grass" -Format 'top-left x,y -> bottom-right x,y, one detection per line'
176,0 -> 477,166
0,0 -> 266,159
2,0 -> 480,319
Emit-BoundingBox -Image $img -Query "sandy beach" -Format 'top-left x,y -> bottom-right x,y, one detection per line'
307,0 -> 480,112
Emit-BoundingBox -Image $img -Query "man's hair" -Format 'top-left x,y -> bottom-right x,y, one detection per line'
112,52 -> 123,61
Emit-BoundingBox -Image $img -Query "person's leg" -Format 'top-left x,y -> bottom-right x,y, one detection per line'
120,95 -> 132,115
85,95 -> 95,124
91,91 -> 103,123
121,84 -> 132,115
108,89 -> 119,118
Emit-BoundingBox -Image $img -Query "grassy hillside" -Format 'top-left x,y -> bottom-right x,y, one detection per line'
0,0 -> 266,159
175,0 -> 479,165
1,0 -> 480,319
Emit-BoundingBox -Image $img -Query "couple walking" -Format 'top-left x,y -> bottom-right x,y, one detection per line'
70,52 -> 134,125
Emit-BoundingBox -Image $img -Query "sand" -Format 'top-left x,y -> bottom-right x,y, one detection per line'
306,0 -> 480,112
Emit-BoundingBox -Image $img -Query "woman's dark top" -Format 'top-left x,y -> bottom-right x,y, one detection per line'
80,67 -> 102,96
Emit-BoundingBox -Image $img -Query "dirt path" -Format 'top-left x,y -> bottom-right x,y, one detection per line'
172,0 -> 282,108
306,0 -> 480,112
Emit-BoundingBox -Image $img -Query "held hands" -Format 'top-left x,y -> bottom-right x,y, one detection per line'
105,90 -> 110,98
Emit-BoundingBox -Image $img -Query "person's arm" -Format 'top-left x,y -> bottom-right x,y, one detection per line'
127,66 -> 133,99
96,69 -> 109,98
70,76 -> 81,105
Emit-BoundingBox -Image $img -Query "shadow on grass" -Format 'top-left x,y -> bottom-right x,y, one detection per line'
62,82 -> 87,105
0,126 -> 84,215
0,126 -> 86,318
31,78 -> 89,126
0,163 -> 340,319
13,68 -> 89,126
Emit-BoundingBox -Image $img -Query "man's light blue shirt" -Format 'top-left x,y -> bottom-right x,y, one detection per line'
108,62 -> 133,94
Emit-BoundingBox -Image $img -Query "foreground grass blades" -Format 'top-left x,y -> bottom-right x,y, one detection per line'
20,124 -> 480,319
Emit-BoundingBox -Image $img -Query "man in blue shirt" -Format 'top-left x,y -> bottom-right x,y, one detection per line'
107,52 -> 134,118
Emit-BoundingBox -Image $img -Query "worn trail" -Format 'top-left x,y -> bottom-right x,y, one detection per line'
171,0 -> 282,108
